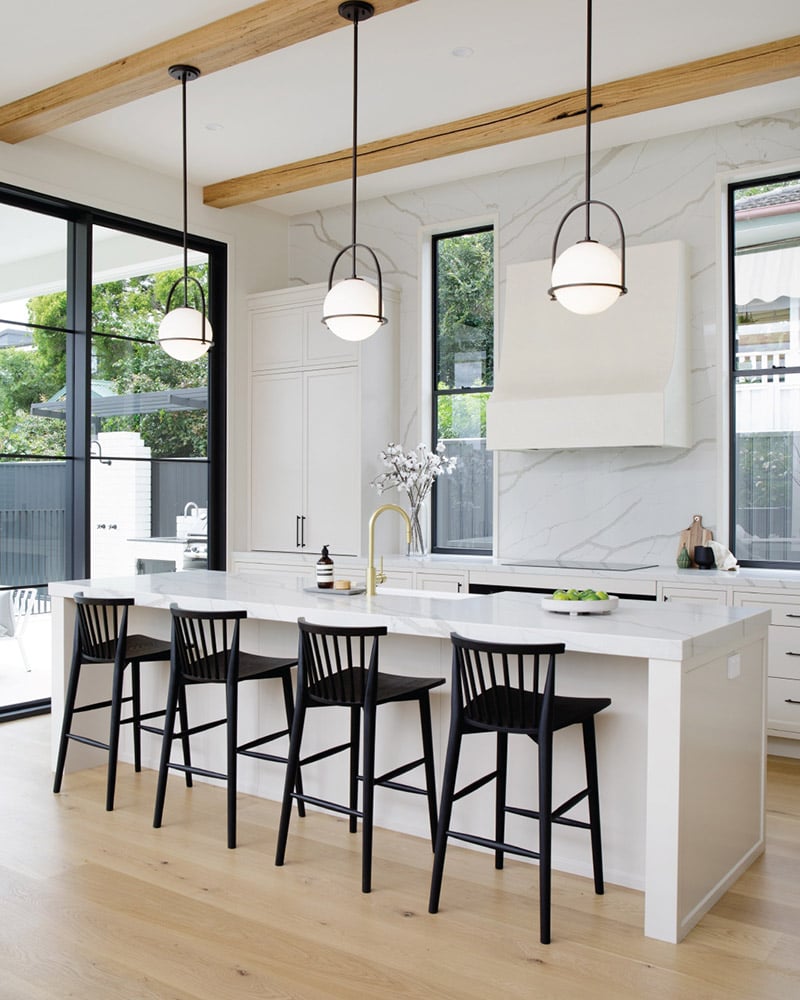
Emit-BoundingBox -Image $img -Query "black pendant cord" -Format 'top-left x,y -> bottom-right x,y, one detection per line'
349,12 -> 360,278
583,0 -> 593,242
180,70 -> 190,305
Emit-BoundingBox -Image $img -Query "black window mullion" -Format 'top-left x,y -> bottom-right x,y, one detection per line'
65,216 -> 93,579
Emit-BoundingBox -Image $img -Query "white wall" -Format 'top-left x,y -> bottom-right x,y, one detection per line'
287,109 -> 800,566
0,134 -> 289,558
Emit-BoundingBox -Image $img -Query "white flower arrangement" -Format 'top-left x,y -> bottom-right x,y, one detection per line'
372,442 -> 458,513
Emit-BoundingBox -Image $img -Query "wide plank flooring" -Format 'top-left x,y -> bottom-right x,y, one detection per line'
1,715 -> 798,1000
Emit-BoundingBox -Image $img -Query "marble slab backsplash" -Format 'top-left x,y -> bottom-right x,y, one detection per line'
288,109 -> 800,567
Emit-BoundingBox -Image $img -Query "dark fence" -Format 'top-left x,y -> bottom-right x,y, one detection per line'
0,458 -> 208,588
435,438 -> 493,550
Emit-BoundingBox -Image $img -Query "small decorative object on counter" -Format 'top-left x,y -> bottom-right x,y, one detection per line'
694,545 -> 716,570
316,545 -> 334,589
371,442 -> 458,556
677,545 -> 691,569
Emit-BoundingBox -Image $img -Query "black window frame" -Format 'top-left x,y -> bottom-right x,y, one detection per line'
430,224 -> 494,556
0,180 -> 228,581
727,168 -> 800,568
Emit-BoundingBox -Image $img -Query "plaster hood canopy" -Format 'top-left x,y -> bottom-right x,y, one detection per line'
487,240 -> 690,451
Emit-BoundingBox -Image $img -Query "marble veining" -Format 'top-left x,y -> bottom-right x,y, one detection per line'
287,106 -> 800,568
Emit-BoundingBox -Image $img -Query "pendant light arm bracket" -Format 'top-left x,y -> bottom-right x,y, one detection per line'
323,242 -> 386,327
548,199 -> 627,300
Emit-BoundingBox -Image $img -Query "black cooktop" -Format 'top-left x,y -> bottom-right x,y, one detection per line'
502,559 -> 658,572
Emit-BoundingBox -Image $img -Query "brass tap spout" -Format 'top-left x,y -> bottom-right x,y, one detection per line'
367,503 -> 412,596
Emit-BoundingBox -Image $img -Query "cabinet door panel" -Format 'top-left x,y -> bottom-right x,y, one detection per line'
251,308 -> 304,371
251,373 -> 303,551
767,626 -> 800,681
767,676 -> 800,737
305,306 -> 359,368
305,367 -> 360,555
660,585 -> 727,604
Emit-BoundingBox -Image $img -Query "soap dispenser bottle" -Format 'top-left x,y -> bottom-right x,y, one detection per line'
316,545 -> 334,589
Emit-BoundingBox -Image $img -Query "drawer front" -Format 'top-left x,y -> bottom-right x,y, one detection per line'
767,676 -> 800,737
768,626 -> 800,680
733,591 -> 800,626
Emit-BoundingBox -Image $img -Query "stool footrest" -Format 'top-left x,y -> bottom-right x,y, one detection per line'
453,769 -> 497,803
446,828 -> 541,862
238,729 -> 290,754
291,791 -> 360,820
300,741 -> 351,768
65,732 -> 111,752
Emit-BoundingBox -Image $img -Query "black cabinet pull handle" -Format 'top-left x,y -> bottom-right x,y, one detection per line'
296,515 -> 301,548
785,651 -> 800,656
300,515 -> 306,548
786,698 -> 800,705
785,613 -> 800,618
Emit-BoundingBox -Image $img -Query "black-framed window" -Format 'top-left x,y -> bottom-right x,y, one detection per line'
0,180 -> 227,589
431,226 -> 494,554
728,170 -> 800,567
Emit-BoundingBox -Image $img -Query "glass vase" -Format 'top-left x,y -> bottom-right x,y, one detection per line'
408,501 -> 427,556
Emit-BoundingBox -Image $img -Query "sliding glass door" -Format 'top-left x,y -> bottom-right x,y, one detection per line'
0,185 -> 227,718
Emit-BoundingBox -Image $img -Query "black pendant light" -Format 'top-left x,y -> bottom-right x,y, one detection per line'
158,64 -> 214,361
548,0 -> 627,315
322,1 -> 387,342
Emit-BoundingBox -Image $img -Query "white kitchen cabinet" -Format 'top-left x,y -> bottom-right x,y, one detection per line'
733,590 -> 800,741
658,583 -> 728,604
414,570 -> 468,593
248,283 -> 397,557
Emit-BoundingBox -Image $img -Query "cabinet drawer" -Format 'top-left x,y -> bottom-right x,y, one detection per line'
767,676 -> 800,737
768,625 -> 800,680
660,585 -> 727,604
733,591 -> 800,626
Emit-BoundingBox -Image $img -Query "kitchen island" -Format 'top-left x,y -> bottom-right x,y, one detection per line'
48,570 -> 770,944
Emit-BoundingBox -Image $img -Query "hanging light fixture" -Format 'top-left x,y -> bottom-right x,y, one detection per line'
322,2 -> 387,342
158,64 -> 214,361
548,0 -> 627,315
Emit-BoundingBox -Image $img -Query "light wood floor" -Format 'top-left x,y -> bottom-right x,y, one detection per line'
1,715 -> 799,1000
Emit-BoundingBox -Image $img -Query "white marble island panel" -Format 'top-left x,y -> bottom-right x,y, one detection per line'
49,570 -> 769,944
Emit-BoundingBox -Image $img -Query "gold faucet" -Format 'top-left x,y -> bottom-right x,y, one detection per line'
366,503 -> 412,596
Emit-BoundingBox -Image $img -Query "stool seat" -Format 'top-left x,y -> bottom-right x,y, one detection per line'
53,594 -> 178,811
428,632 -> 611,944
275,618 -> 445,893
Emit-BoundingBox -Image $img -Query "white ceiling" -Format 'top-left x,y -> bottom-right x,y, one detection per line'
2,0 -> 800,216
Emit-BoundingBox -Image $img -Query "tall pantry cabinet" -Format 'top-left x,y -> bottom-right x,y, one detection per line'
247,282 -> 398,557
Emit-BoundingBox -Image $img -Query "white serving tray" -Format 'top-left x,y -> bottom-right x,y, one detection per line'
541,595 -> 619,615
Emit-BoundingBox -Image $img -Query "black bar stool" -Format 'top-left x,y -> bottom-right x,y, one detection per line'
275,618 -> 445,892
428,632 -> 611,944
53,593 -> 180,811
153,605 -> 303,849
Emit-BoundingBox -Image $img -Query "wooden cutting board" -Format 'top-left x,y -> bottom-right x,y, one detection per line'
677,514 -> 713,567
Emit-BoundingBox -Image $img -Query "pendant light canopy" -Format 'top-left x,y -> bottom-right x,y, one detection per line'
548,0 -> 627,315
158,64 -> 214,361
322,2 -> 387,342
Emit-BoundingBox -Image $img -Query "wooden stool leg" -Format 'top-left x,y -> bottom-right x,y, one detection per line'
106,658 -> 127,811
418,691 -> 439,847
428,725 -> 462,914
495,731 -> 508,869
583,717 -> 605,894
538,732 -> 554,945
275,700 -> 307,867
53,655 -> 82,793
280,670 -> 304,817
153,670 -> 181,830
131,662 -> 142,773
348,706 -> 361,835
361,703 -> 376,894
226,678 -> 238,849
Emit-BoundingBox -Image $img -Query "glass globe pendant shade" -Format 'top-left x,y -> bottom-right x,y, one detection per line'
550,240 -> 623,315
322,277 -> 385,342
158,306 -> 214,361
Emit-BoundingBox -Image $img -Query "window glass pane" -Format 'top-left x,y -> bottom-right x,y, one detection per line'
435,230 -> 494,389
433,228 -> 494,552
0,205 -> 69,458
731,176 -> 800,565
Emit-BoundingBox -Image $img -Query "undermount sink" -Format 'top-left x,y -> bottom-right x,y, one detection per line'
373,587 -> 474,601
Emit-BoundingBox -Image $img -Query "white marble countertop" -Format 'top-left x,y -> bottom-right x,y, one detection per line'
49,569 -> 770,664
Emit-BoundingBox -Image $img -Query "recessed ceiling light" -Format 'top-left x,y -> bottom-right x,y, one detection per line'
205,123 -> 224,132
451,46 -> 474,58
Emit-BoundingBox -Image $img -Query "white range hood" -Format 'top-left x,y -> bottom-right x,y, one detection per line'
487,240 -> 690,450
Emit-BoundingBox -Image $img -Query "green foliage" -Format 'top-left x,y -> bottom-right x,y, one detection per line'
435,230 -> 494,389
0,265 -> 209,459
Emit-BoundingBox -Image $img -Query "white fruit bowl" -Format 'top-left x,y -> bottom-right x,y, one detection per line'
541,595 -> 619,615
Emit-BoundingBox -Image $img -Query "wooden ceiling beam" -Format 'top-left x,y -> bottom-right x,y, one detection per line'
204,33 -> 800,208
0,0 -> 417,144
